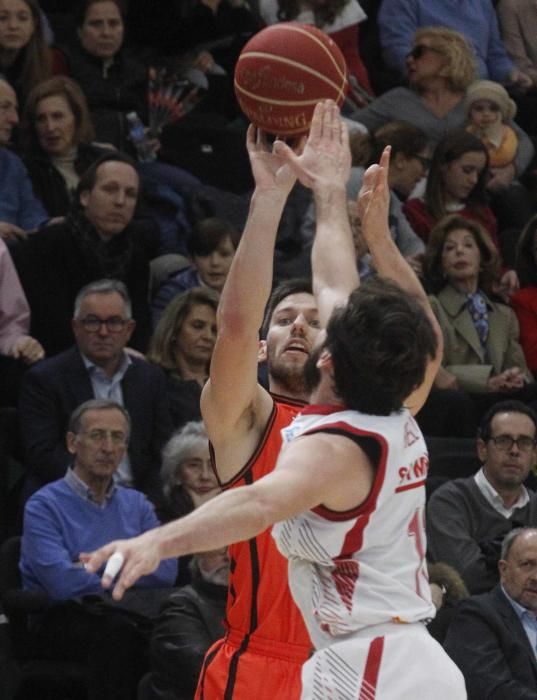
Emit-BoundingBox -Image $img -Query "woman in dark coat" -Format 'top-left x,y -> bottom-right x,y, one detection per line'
22,75 -> 107,216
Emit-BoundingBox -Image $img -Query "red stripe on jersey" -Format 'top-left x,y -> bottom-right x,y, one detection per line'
301,402 -> 346,416
308,421 -> 388,558
359,636 -> 384,700
394,479 -> 427,493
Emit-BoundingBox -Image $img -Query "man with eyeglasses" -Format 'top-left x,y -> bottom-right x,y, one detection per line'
427,400 -> 537,594
19,278 -> 172,504
19,398 -> 177,700
0,78 -> 48,241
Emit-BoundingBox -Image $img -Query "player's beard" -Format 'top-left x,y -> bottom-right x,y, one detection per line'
267,350 -> 308,397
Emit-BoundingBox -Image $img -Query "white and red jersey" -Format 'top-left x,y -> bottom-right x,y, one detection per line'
272,404 -> 436,651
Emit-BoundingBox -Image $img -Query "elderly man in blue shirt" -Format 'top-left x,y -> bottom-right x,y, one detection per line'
444,527 -> 537,699
20,398 -> 177,700
0,78 -> 48,240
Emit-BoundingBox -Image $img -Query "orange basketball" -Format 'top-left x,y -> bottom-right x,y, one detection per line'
234,23 -> 349,137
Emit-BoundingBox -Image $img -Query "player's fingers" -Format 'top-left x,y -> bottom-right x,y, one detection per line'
273,139 -> 300,167
361,163 -> 380,189
340,118 -> 349,149
308,100 -> 325,141
379,145 -> 391,169
81,543 -> 117,574
111,561 -> 143,601
246,124 -> 257,150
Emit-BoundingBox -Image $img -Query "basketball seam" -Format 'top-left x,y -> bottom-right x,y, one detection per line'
236,53 -> 347,103
251,23 -> 347,80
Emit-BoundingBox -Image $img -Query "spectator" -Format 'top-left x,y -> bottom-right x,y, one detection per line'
512,215 -> 537,375
377,0 -> 532,87
18,279 -> 172,502
496,0 -> 537,88
147,287 -> 218,429
427,400 -> 537,594
444,527 -> 537,698
259,0 -> 373,100
141,548 -> 228,700
403,129 -> 502,240
424,214 -> 533,397
22,75 -> 107,217
0,237 -> 43,405
159,420 -> 220,585
159,421 -> 220,524
19,398 -> 177,700
465,80 -> 519,170
12,151 -> 158,354
352,26 -> 535,187
0,77 -> 48,239
59,0 -> 146,155
152,216 -> 239,326
0,0 -> 58,107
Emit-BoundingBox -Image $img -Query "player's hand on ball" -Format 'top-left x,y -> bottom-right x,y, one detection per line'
273,100 -> 351,192
247,125 -> 297,196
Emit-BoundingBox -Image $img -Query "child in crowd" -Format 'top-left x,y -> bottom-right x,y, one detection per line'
152,217 -> 239,326
465,80 -> 518,169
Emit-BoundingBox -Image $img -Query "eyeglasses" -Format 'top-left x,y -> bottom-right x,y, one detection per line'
81,429 -> 128,446
78,316 -> 130,333
488,435 -> 537,452
407,44 -> 443,61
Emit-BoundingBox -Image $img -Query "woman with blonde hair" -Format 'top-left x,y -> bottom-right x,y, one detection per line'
147,287 -> 219,429
352,26 -> 534,181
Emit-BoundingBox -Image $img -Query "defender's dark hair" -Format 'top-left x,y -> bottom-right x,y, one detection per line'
261,278 -> 313,338
325,278 -> 437,415
478,400 -> 537,442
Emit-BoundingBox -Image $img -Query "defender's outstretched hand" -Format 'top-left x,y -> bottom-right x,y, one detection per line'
273,100 -> 351,192
357,145 -> 391,243
80,529 -> 161,600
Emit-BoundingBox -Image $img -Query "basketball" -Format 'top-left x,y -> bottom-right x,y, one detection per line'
234,23 -> 349,137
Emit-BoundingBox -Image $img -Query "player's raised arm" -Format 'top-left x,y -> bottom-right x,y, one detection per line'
274,101 -> 358,327
201,126 -> 297,454
358,147 -> 444,414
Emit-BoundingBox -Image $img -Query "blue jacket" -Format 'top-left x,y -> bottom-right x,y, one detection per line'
378,0 -> 514,82
0,148 -> 48,229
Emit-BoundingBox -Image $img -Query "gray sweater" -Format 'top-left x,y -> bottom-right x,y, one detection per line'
427,476 -> 537,593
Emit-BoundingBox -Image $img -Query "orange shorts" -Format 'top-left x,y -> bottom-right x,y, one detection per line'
194,631 -> 310,700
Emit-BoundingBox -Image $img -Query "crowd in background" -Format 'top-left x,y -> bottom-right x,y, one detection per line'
3,0 -> 537,698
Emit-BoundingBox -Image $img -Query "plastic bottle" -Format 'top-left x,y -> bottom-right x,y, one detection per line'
126,111 -> 157,162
